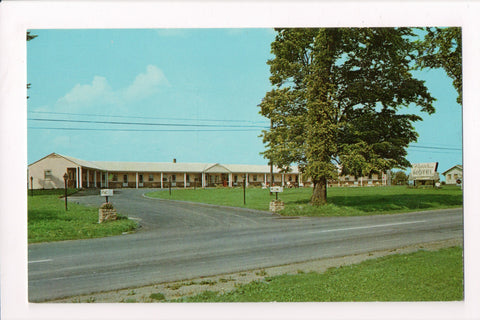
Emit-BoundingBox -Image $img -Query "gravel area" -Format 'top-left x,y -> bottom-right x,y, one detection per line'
50,238 -> 462,303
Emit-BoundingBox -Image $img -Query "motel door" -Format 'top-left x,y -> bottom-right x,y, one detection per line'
67,168 -> 76,188
139,174 -> 144,187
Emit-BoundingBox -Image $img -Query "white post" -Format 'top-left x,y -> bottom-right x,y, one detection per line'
136,172 -> 139,189
86,169 -> 90,188
184,173 -> 187,188
202,172 -> 206,188
246,173 -> 249,187
79,167 -> 83,188
229,173 -> 233,187
264,173 -> 267,184
282,173 -> 285,187
76,167 -> 80,188
161,172 -> 164,189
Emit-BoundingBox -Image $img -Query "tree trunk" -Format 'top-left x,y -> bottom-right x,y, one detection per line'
310,177 -> 327,206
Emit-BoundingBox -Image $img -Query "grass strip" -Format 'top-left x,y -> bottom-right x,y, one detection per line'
28,191 -> 138,243
173,246 -> 463,302
146,185 -> 463,216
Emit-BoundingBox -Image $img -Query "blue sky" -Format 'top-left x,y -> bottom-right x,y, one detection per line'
27,28 -> 462,176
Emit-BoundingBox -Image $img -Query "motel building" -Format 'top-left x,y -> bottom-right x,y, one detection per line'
27,153 -> 305,190
27,153 -> 390,190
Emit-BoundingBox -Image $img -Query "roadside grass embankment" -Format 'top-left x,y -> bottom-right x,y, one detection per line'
28,189 -> 138,243
146,185 -> 463,216
170,246 -> 463,302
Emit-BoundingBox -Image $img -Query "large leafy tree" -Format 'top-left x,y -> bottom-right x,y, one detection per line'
416,27 -> 462,105
27,31 -> 37,99
260,28 -> 435,205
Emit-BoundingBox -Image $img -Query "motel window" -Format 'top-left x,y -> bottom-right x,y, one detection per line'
171,175 -> 176,182
112,174 -> 118,182
234,175 -> 238,183
454,174 -> 458,179
448,174 -> 452,179
253,175 -> 257,182
149,174 -> 154,182
44,170 -> 52,180
186,174 -> 190,182
123,175 -> 128,183
289,176 -> 292,182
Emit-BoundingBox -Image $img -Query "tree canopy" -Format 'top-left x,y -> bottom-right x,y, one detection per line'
259,28 -> 436,205
27,31 -> 37,99
416,27 -> 462,105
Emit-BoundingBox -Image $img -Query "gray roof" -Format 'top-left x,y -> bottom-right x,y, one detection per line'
442,165 -> 463,175
53,153 -> 300,174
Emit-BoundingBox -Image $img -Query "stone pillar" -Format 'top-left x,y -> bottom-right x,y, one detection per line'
94,171 -> 97,188
184,173 -> 187,188
229,173 -> 233,187
202,172 -> 206,188
282,173 -> 285,187
86,169 -> 90,188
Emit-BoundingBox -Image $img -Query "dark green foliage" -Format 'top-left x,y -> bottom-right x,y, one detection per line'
260,28 -> 436,205
392,170 -> 409,185
27,31 -> 37,41
27,31 -> 37,99
149,293 -> 166,301
416,27 -> 462,104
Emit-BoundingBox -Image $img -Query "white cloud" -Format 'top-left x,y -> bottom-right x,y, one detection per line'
55,65 -> 169,111
123,65 -> 169,101
57,76 -> 117,108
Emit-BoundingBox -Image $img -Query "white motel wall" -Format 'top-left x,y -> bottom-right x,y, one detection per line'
27,153 -> 390,190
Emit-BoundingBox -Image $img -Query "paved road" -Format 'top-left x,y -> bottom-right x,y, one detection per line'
28,189 -> 463,302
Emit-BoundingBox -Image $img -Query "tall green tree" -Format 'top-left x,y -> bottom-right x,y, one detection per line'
27,31 -> 37,99
416,27 -> 462,105
260,28 -> 435,205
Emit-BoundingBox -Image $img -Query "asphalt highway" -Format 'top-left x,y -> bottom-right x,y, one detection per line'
28,189 -> 463,302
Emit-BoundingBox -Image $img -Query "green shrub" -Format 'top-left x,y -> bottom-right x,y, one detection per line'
149,293 -> 166,301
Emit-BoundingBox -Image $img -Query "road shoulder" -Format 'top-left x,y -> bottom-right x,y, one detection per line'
50,237 -> 462,303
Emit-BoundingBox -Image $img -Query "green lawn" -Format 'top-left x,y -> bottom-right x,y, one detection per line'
146,185 -> 463,216
172,246 -> 463,302
28,190 -> 138,243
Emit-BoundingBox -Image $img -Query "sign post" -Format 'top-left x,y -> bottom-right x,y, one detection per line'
243,175 -> 246,205
270,186 -> 283,200
63,173 -> 69,211
100,189 -> 114,203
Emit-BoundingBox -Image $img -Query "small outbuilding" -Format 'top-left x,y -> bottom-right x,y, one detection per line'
442,165 -> 463,185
